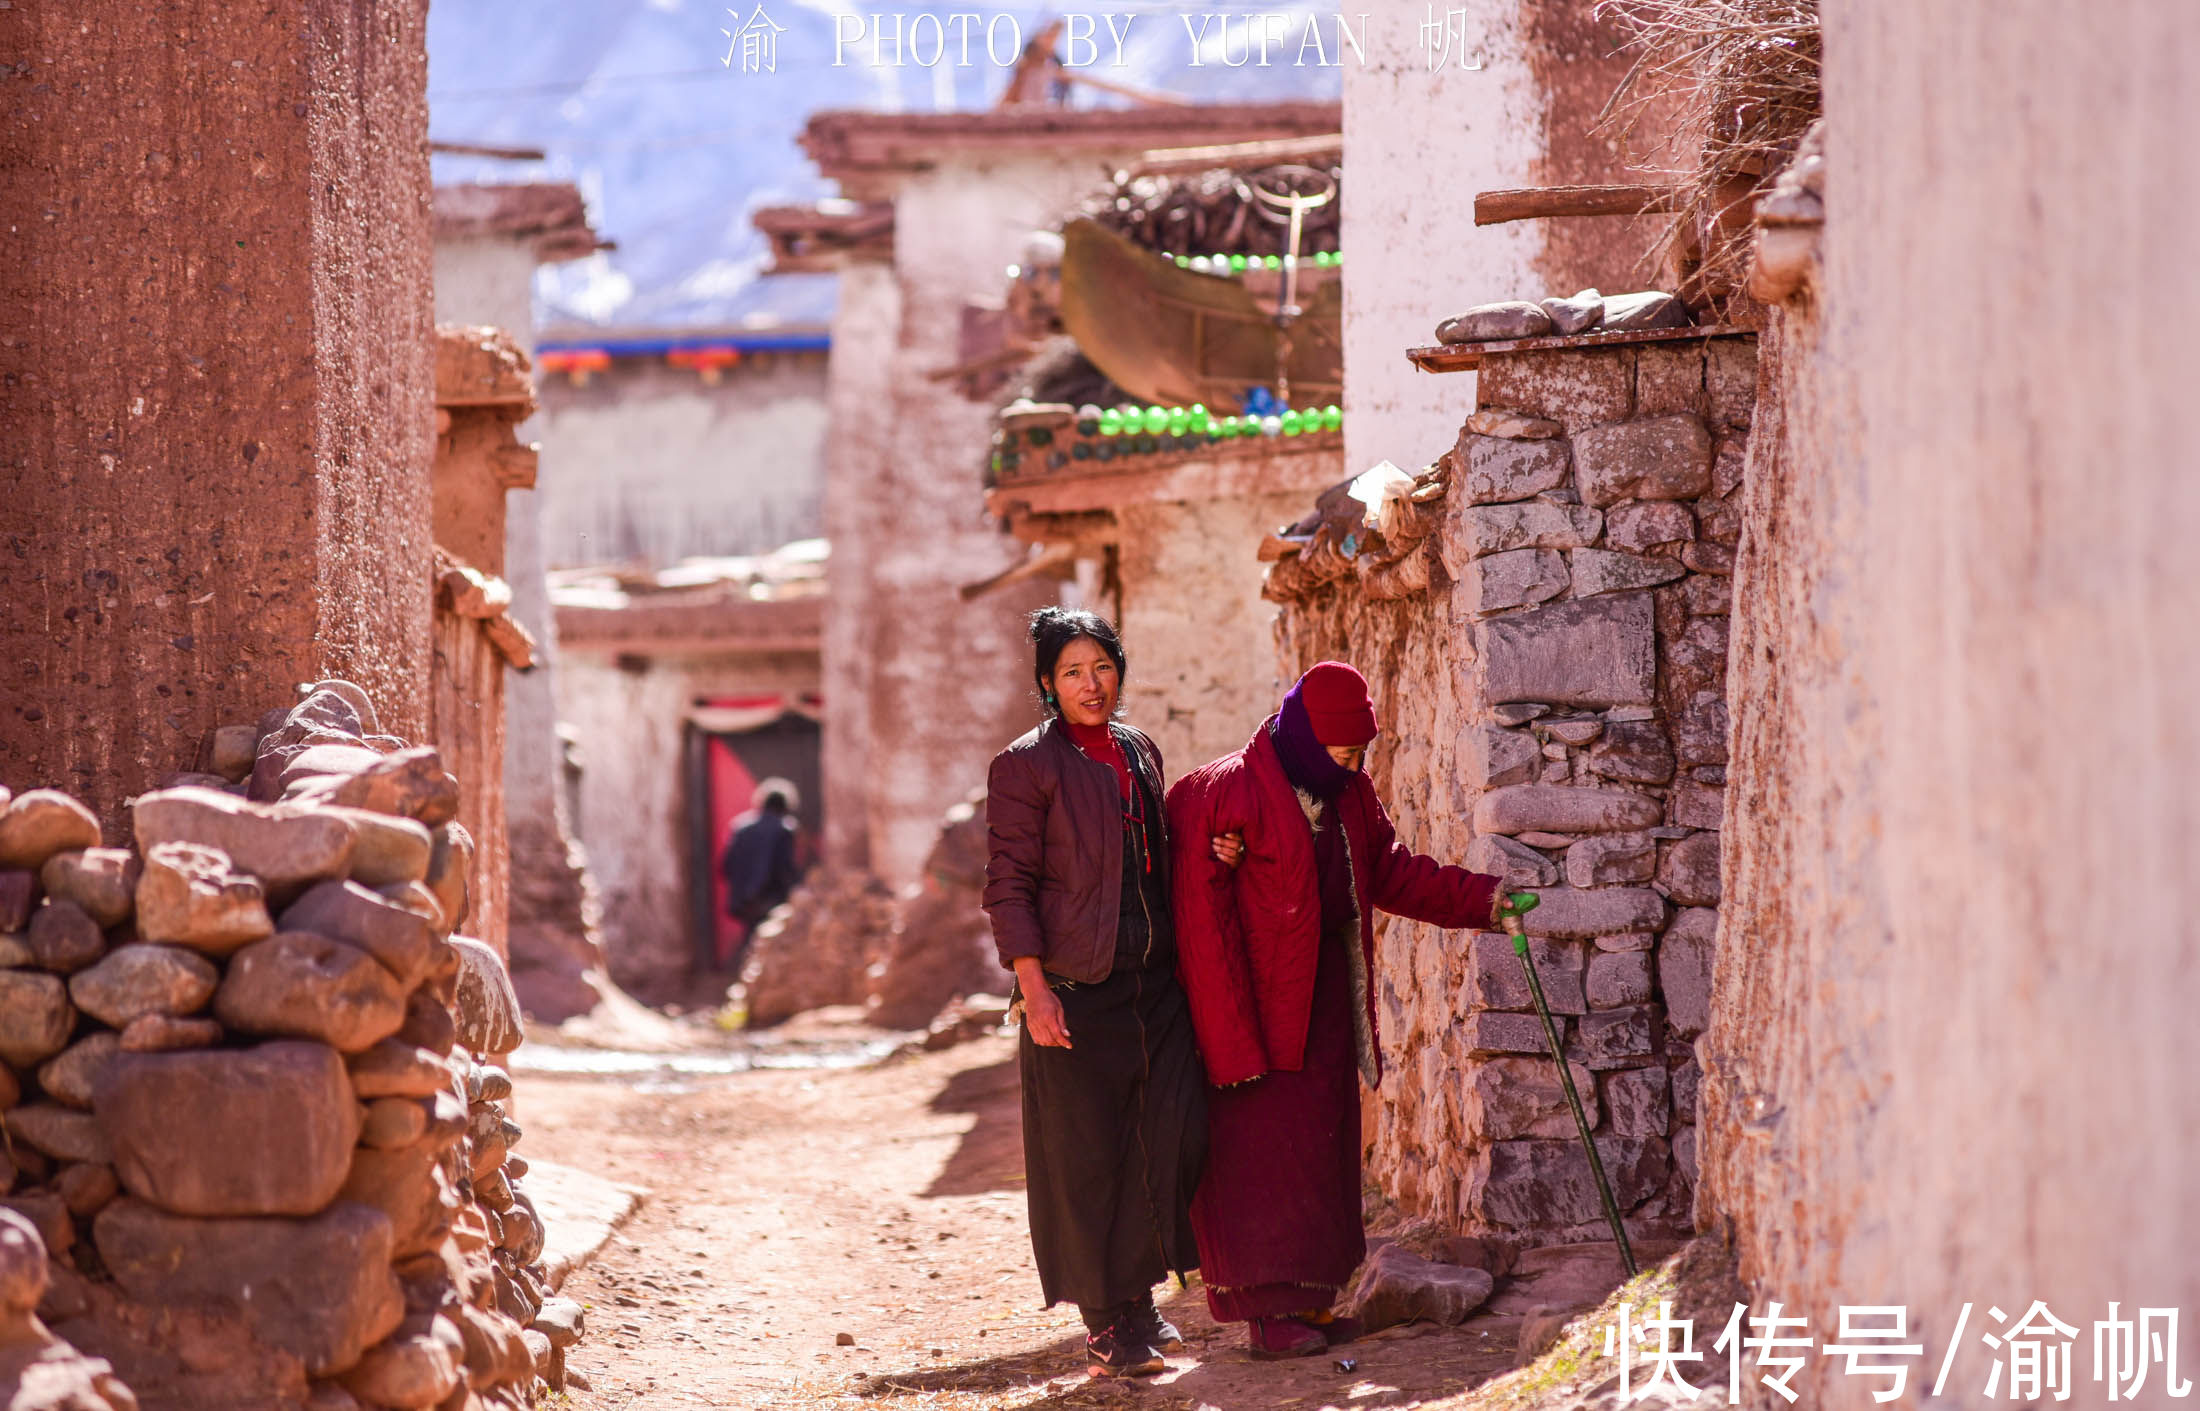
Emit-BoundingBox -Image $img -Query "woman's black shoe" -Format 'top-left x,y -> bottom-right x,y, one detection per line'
1085,1326 -> 1166,1378
1123,1297 -> 1186,1354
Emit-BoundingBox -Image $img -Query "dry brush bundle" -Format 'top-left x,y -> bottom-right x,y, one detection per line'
1594,0 -> 1821,297
1074,164 -> 1344,258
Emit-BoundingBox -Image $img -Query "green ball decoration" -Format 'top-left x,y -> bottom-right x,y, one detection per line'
1219,416 -> 1241,438
1228,253 -> 1248,273
1263,254 -> 1282,270
1320,405 -> 1343,431
1098,410 -> 1122,436
1166,409 -> 1189,434
1139,406 -> 1167,434
1280,410 -> 1304,436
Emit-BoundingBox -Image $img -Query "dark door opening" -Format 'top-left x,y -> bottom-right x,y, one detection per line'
683,709 -> 823,977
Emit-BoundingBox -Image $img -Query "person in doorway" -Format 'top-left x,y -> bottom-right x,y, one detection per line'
718,778 -> 803,971
981,607 -> 1207,1378
1165,661 -> 1503,1360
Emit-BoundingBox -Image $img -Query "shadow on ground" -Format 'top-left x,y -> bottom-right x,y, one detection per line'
923,1056 -> 1026,1198
837,1283 -> 1522,1411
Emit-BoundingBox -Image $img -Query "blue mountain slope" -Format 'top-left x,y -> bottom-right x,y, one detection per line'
427,1 -> 1339,333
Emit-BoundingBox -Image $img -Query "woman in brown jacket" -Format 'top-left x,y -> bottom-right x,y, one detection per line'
982,607 -> 1206,1378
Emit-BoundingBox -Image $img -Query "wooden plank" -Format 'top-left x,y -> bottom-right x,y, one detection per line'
988,437 -> 1344,516
1406,324 -> 1754,374
1473,184 -> 1684,226
1130,133 -> 1344,177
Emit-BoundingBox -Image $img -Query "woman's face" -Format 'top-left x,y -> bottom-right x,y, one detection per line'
1324,744 -> 1366,774
1048,637 -> 1120,727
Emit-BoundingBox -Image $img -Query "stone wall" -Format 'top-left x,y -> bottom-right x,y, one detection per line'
1270,332 -> 1753,1252
0,0 -> 437,826
1693,4 -> 2200,1402
0,682 -> 580,1407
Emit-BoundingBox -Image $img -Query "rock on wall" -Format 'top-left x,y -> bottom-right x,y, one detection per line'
1115,494 -> 1307,781
1697,5 -> 2200,1403
1273,333 -> 1753,1252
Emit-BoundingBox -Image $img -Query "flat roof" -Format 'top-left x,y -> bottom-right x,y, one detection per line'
801,101 -> 1341,183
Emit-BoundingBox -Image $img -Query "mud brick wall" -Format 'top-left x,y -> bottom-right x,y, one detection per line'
1274,333 -> 1754,1252
0,683 -> 583,1409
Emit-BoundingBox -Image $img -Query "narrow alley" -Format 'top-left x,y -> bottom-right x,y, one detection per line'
525,1024 -> 1529,1411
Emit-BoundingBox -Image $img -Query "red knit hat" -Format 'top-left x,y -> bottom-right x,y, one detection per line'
1297,661 -> 1379,746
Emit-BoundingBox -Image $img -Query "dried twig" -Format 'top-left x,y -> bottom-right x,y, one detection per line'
1593,0 -> 1821,298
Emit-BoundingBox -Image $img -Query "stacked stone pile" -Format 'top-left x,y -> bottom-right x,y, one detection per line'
738,873 -> 896,1029
0,682 -> 585,1409
1265,334 -> 1753,1252
864,791 -> 998,1031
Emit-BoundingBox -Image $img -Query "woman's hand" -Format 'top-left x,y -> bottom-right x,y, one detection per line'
1211,831 -> 1245,868
1014,957 -> 1071,1048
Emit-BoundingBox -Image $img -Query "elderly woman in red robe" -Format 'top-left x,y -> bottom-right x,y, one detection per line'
1166,661 -> 1502,1359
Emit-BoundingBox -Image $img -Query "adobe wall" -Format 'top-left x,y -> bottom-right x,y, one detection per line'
1271,333 -> 1753,1252
433,229 -> 607,1021
1697,5 -> 2200,1401
0,0 -> 436,825
828,155 -> 1115,888
534,355 -> 830,569
1341,2 -> 1671,486
1113,493 -> 1309,779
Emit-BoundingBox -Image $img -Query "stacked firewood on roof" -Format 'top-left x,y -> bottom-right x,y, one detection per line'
1073,164 -> 1342,258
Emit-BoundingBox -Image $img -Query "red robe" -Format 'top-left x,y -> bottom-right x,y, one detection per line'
1165,718 -> 1498,1317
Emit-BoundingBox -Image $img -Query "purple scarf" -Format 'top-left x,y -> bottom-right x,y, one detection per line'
1269,679 -> 1359,800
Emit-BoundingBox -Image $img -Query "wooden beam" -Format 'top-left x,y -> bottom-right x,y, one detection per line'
431,140 -> 548,162
1130,133 -> 1343,177
1473,184 -> 1684,226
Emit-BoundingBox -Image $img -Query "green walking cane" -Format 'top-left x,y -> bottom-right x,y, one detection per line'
1495,890 -> 1638,1277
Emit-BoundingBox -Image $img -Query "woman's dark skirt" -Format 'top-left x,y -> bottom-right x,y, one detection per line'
1018,960 -> 1207,1312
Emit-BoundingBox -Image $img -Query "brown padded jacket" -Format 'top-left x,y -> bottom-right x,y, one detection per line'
981,717 -> 1169,984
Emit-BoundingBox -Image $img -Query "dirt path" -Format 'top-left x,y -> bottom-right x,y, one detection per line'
523,1026 -> 1527,1411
